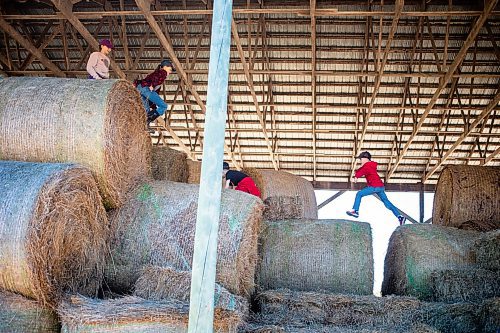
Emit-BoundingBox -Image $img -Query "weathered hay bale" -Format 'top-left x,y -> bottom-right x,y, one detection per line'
432,165 -> 500,231
480,297 -> 500,333
242,168 -> 317,219
430,268 -> 500,303
420,302 -> 480,333
382,224 -> 481,300
262,196 -> 303,221
257,219 -> 373,295
0,290 -> 60,333
106,180 -> 264,296
57,295 -> 242,333
133,265 -> 249,315
186,159 -> 202,184
0,77 -> 151,208
239,323 -> 440,333
473,229 -> 500,271
0,161 -> 108,307
151,146 -> 188,182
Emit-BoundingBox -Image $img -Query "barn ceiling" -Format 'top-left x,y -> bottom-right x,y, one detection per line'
0,0 -> 499,190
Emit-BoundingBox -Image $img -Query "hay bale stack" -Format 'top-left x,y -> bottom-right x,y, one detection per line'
106,180 -> 264,296
382,224 -> 480,300
0,77 -> 151,208
186,159 -> 202,184
242,168 -> 317,219
0,161 -> 108,306
432,165 -> 500,231
257,219 -> 373,295
240,323 -> 440,333
473,229 -> 500,271
57,295 -> 243,333
151,146 -> 188,182
0,290 -> 60,333
133,265 -> 249,314
480,297 -> 500,333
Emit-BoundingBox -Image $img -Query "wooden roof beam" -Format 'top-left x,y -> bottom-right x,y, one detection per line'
481,146 -> 500,165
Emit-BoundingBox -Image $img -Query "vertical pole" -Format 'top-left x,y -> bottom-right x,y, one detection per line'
188,0 -> 233,332
419,182 -> 424,223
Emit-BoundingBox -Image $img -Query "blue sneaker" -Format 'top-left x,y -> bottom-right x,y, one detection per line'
398,215 -> 406,226
346,210 -> 359,218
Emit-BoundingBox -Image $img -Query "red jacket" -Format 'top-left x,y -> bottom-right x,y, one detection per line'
355,161 -> 384,187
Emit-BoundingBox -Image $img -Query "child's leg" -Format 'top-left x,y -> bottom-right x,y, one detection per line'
353,187 -> 377,212
376,189 -> 401,218
147,91 -> 168,116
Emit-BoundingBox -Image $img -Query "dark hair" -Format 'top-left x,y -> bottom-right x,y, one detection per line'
222,162 -> 230,170
356,151 -> 372,160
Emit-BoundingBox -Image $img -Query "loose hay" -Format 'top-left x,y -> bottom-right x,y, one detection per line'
106,180 -> 264,296
0,77 -> 151,208
133,265 -> 249,315
480,297 -> 500,333
186,159 -> 202,184
473,229 -> 500,271
382,224 -> 480,300
257,219 -> 373,295
151,146 -> 188,182
0,290 -> 60,333
432,165 -> 500,231
57,294 -> 243,333
242,168 -> 317,220
430,268 -> 500,303
0,161 -> 108,307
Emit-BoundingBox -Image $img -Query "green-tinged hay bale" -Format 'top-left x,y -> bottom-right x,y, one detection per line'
57,295 -> 242,333
382,224 -> 481,300
430,268 -> 500,303
473,229 -> 500,271
0,290 -> 60,333
151,146 -> 188,182
480,298 -> 500,333
106,180 -> 264,296
0,161 -> 108,307
186,159 -> 202,184
433,165 -> 500,231
133,265 -> 249,314
0,77 -> 151,208
242,168 -> 317,220
262,196 -> 303,221
257,219 -> 373,295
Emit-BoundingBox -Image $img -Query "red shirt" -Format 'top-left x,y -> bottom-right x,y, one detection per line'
355,161 -> 384,187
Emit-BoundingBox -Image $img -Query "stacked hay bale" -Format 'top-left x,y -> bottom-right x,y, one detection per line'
0,161 -> 108,307
151,146 -> 188,182
0,77 -> 151,209
186,159 -> 202,184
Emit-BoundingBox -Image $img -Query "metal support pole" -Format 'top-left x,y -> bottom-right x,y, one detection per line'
188,0 -> 233,332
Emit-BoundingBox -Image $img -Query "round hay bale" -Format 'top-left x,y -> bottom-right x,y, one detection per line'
57,295 -> 242,333
257,219 -> 373,295
429,268 -> 500,303
105,180 -> 264,296
382,224 -> 481,300
186,159 -> 202,184
0,161 -> 108,307
473,229 -> 500,271
432,165 -> 500,231
0,77 -> 151,209
0,290 -> 60,333
151,146 -> 188,182
480,297 -> 500,333
242,168 -> 317,220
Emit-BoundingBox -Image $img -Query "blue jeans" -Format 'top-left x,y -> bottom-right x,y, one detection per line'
353,186 -> 401,218
136,85 -> 168,116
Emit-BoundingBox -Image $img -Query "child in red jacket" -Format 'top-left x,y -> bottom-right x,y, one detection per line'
346,151 -> 406,225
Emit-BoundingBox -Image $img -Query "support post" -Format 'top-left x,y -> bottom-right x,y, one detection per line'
419,182 -> 424,223
188,0 -> 233,332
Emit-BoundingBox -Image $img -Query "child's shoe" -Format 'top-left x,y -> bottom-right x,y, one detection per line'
346,210 -> 359,218
398,215 -> 407,226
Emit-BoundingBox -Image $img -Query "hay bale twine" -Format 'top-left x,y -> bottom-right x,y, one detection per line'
106,180 -> 264,296
57,295 -> 242,333
0,161 -> 108,307
0,290 -> 60,333
432,165 -> 500,231
151,146 -> 188,182
480,297 -> 500,333
242,168 -> 317,220
257,219 -> 373,295
186,159 -> 202,184
382,224 -> 481,300
0,77 -> 151,208
429,268 -> 500,303
473,229 -> 500,271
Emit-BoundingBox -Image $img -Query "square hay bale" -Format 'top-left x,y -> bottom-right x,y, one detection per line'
151,146 -> 188,182
257,219 -> 373,295
186,159 -> 201,184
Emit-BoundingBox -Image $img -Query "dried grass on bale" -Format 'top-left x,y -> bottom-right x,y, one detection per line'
57,294 -> 243,333
151,146 -> 188,182
0,161 -> 108,307
480,297 -> 500,333
0,290 -> 60,333
429,268 -> 500,303
382,224 -> 481,300
106,180 -> 264,296
186,159 -> 202,184
134,265 -> 249,315
262,196 -> 303,221
473,229 -> 500,271
0,77 -> 151,209
242,168 -> 317,220
432,165 -> 500,231
257,219 -> 373,295
239,323 -> 441,333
